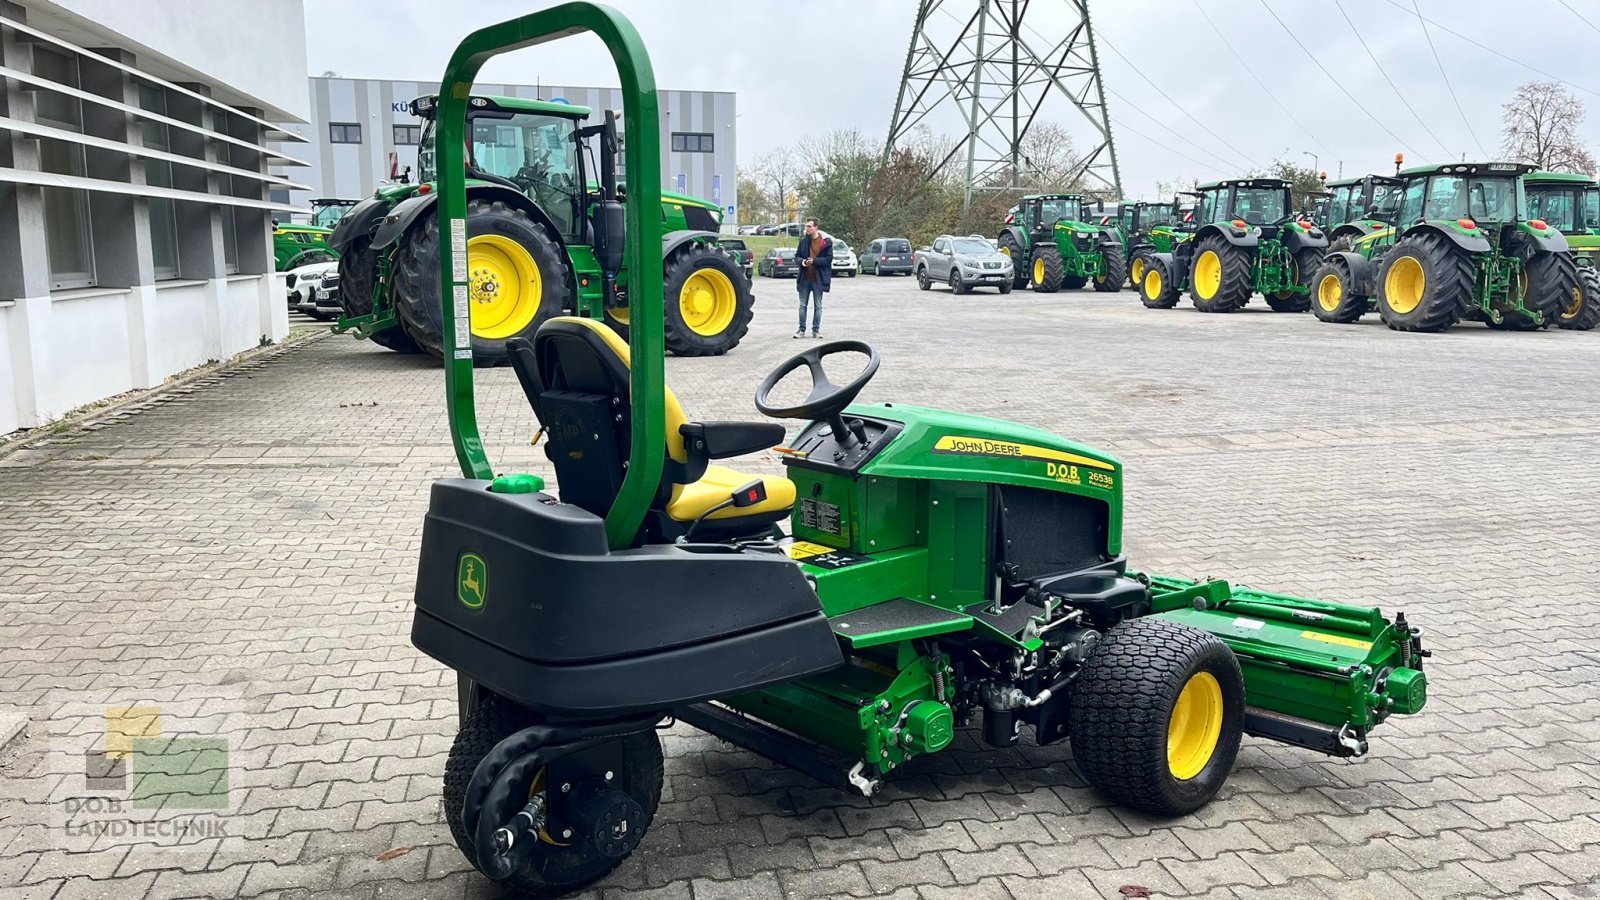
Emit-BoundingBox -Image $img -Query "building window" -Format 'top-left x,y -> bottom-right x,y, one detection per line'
329,122 -> 362,144
221,206 -> 239,274
393,124 -> 422,145
139,83 -> 180,280
671,132 -> 714,153
33,46 -> 95,289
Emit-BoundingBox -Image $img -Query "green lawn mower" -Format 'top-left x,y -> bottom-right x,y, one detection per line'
410,7 -> 1431,897
998,194 -> 1127,293
1309,162 -> 1578,331
1138,178 -> 1328,313
1113,199 -> 1185,293
328,94 -> 750,365
1523,170 -> 1600,331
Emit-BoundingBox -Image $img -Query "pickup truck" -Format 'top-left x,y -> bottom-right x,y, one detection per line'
914,234 -> 1015,294
717,238 -> 755,280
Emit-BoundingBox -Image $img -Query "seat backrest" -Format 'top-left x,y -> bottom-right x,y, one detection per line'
508,317 -> 692,519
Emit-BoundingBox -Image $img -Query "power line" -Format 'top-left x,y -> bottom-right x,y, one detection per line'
1409,0 -> 1487,159
1188,0 -> 1333,156
1557,0 -> 1600,36
1110,111 -> 1236,177
1096,33 -> 1264,172
1380,0 -> 1600,98
1254,0 -> 1424,162
1101,84 -> 1240,174
1329,0 -> 1452,159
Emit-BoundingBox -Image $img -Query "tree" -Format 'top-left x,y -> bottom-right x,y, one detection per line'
736,169 -> 774,224
1261,159 -> 1328,215
1501,81 -> 1596,174
751,147 -> 801,224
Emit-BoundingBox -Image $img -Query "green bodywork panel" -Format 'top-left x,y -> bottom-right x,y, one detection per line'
273,224 -> 338,271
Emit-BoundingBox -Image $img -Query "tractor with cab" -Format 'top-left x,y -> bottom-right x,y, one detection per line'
998,194 -> 1127,294
1522,170 -> 1600,331
1114,199 -> 1185,293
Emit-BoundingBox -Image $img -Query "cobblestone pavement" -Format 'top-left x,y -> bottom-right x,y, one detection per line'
3,274 -> 1600,900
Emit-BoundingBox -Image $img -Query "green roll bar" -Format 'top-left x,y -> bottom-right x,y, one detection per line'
433,2 -> 665,550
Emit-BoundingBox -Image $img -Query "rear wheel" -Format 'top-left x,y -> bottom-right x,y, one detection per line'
1265,249 -> 1321,312
1557,265 -> 1600,330
999,233 -> 1029,289
1309,257 -> 1368,324
662,242 -> 753,356
1093,243 -> 1127,293
1139,259 -> 1181,309
1514,249 -> 1578,331
338,237 -> 421,353
1375,232 -> 1470,333
443,695 -> 663,898
1031,246 -> 1064,293
393,198 -> 570,365
1068,618 -> 1245,816
1188,237 -> 1252,313
916,266 -> 932,290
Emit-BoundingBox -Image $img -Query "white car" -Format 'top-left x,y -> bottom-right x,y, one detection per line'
286,261 -> 341,320
830,241 -> 859,277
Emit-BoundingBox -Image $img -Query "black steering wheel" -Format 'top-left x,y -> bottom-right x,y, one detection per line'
755,341 -> 880,424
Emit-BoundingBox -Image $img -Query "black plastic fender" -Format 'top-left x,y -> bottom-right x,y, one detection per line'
663,229 -> 721,259
1146,251 -> 1178,283
998,225 -> 1030,255
372,185 -> 568,253
1279,226 -> 1329,253
1194,222 -> 1258,249
1401,222 -> 1491,254
328,195 -> 393,252
1327,250 -> 1377,296
1518,225 -> 1570,254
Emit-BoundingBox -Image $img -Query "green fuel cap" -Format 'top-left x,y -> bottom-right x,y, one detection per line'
489,473 -> 546,494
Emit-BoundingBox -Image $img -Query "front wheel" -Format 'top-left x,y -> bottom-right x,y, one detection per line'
1068,618 -> 1245,817
1309,257 -> 1368,324
916,267 -> 932,291
1139,259 -> 1181,309
443,696 -> 664,898
662,242 -> 754,356
1031,246 -> 1064,293
1093,242 -> 1127,293
949,270 -> 968,295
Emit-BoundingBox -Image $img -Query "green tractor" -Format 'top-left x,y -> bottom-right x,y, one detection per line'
410,8 -> 1431,896
998,194 -> 1127,293
272,221 -> 338,272
309,197 -> 360,230
328,94 -> 751,364
1113,199 -> 1185,292
1321,174 -> 1403,253
1522,170 -> 1600,330
1309,162 -> 1578,331
1138,178 -> 1328,313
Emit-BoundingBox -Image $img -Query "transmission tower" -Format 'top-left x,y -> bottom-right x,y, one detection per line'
886,0 -> 1121,210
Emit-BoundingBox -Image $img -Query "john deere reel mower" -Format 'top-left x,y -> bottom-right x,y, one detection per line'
1310,162 -> 1577,332
328,95 -> 750,365
411,7 -> 1431,896
1138,178 -> 1327,313
998,194 -> 1127,293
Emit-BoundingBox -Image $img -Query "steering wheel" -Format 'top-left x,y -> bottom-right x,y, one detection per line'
755,340 -> 880,423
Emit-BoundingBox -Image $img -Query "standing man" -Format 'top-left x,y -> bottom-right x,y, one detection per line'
795,217 -> 832,338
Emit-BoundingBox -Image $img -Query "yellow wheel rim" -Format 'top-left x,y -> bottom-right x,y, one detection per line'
1131,257 -> 1146,284
1193,250 -> 1222,300
680,266 -> 738,336
1562,284 -> 1584,320
1168,671 -> 1223,781
1317,272 -> 1343,312
1384,255 -> 1425,315
1033,256 -> 1046,284
467,234 -> 542,340
1000,245 -> 1011,258
1144,267 -> 1163,299
607,305 -> 630,326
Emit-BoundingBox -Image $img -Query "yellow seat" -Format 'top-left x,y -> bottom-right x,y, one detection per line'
512,316 -> 794,536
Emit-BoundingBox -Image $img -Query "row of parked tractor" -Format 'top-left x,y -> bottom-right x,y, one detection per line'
983,160 -> 1600,334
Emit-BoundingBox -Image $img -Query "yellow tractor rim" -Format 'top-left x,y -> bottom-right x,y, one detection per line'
1144,267 -> 1163,299
1167,671 -> 1223,781
1562,284 -> 1584,320
999,244 -> 1011,258
1033,256 -> 1046,285
1317,272 -> 1343,312
1384,255 -> 1425,315
1193,250 -> 1222,300
467,234 -> 542,340
1131,257 -> 1146,285
680,267 -> 737,336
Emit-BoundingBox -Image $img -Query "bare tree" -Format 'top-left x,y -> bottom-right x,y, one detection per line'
1016,122 -> 1082,192
1501,81 -> 1597,174
751,147 -> 800,223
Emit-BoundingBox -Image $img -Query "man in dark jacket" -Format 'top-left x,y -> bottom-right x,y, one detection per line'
795,217 -> 832,338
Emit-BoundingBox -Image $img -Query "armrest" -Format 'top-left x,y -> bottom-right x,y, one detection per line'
680,421 -> 786,459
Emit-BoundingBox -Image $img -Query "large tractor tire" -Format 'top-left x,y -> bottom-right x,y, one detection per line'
662,242 -> 754,356
1068,618 -> 1245,817
442,694 -> 664,898
393,198 -> 570,365
1139,259 -> 1181,309
1129,250 -> 1154,293
1309,257 -> 1368,324
338,237 -> 421,353
1188,237 -> 1252,313
1264,249 -> 1321,312
1093,243 -> 1127,293
1517,249 -> 1579,330
1375,232 -> 1470,333
1557,265 -> 1600,331
998,233 -> 1029,289
1031,245 -> 1065,293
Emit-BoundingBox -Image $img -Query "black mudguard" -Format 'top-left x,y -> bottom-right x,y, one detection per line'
411,479 -> 844,719
1519,225 -> 1570,254
371,185 -> 567,252
1195,223 -> 1258,249
328,195 -> 392,252
998,225 -> 1030,255
1406,223 -> 1491,254
1146,251 -> 1177,279
664,228 -> 720,259
1280,227 -> 1329,253
1328,250 -> 1377,296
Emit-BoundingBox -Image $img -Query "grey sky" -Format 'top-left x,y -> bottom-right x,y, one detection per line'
306,1 -> 1600,200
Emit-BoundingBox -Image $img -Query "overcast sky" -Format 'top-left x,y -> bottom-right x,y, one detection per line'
306,0 -> 1600,200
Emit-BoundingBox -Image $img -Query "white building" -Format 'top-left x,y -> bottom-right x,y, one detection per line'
0,0 -> 310,434
270,77 -> 737,220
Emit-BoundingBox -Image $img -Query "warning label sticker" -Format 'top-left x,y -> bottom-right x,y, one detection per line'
798,498 -> 842,536
788,541 -> 870,569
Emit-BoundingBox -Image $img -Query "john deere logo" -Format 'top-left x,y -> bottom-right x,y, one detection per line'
457,553 -> 487,609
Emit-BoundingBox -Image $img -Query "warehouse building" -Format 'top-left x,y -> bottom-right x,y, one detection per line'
0,0 -> 308,434
270,77 -> 737,222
